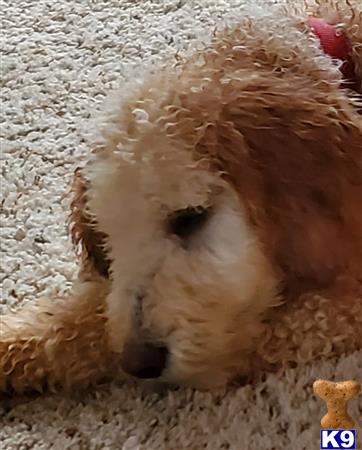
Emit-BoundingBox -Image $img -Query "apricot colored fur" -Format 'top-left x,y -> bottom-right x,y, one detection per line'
1,0 -> 361,394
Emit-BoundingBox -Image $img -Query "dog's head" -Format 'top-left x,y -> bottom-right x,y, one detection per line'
72,22 -> 362,388
84,128 -> 277,388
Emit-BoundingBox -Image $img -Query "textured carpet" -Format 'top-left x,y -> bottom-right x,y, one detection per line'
1,0 -> 361,449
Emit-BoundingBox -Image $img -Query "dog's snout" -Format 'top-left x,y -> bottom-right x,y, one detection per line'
120,340 -> 169,379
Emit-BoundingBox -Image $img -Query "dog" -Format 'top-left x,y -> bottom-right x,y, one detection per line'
1,0 -> 361,394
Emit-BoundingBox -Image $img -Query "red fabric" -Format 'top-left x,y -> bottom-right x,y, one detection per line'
308,17 -> 355,85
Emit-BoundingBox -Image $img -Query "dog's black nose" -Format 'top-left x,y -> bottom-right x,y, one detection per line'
120,340 -> 169,379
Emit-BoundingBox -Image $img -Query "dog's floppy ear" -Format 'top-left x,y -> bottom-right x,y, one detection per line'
69,168 -> 110,279
196,87 -> 362,288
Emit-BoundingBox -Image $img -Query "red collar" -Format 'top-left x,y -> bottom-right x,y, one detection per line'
309,17 -> 356,88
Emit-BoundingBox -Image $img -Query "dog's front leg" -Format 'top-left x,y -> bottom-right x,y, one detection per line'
0,279 -> 119,395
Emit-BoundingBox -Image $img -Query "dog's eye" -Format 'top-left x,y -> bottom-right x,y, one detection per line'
167,206 -> 209,239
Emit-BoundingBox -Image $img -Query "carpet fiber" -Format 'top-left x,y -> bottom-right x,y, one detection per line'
1,1 -> 361,449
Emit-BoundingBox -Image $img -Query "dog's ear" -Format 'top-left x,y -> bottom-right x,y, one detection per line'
196,89 -> 362,289
69,168 -> 110,279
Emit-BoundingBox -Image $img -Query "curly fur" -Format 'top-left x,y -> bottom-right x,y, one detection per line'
69,168 -> 110,280
1,0 -> 361,394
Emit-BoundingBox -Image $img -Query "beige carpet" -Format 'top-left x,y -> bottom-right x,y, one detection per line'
1,0 -> 361,448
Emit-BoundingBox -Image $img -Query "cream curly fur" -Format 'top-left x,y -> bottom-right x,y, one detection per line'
1,0 -> 362,394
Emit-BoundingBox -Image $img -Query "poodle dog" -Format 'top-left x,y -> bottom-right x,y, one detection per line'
1,0 -> 362,394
